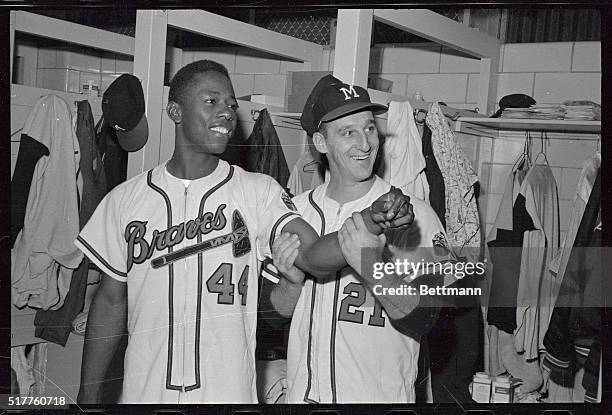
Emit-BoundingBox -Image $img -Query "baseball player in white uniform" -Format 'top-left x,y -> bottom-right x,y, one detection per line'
261,75 -> 456,403
75,61 -> 413,404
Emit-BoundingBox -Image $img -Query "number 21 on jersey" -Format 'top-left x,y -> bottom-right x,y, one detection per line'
337,281 -> 386,327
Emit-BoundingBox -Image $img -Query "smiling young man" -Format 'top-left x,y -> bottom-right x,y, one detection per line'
260,75 -> 453,403
74,61 -> 414,404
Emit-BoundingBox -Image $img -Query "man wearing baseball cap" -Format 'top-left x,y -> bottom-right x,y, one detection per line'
260,75 -> 455,403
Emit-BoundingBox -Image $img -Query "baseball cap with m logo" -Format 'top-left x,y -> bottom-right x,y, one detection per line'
300,74 -> 388,136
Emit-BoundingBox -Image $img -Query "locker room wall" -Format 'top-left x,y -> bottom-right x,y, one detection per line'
157,85 -> 308,172
13,36 -> 600,176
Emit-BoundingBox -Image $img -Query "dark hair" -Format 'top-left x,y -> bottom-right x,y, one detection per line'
168,60 -> 230,105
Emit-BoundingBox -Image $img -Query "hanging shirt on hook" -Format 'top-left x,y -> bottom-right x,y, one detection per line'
426,103 -> 480,262
514,162 -> 560,359
378,101 -> 429,202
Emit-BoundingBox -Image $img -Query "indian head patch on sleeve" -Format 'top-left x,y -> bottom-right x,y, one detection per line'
281,191 -> 297,211
432,232 -> 448,248
432,231 -> 451,257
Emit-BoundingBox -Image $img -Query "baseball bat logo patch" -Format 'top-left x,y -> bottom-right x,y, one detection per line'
124,204 -> 229,271
151,209 -> 251,268
432,231 -> 450,256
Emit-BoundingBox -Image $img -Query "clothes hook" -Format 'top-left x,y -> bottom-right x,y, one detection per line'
251,109 -> 260,122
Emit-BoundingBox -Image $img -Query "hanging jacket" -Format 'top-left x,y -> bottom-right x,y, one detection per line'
582,340 -> 601,403
245,108 -> 292,362
426,103 -> 480,261
34,100 -> 108,346
379,101 -> 429,202
514,162 -> 560,359
11,95 -> 83,310
543,169 -> 601,402
95,117 -> 128,192
549,153 -> 600,281
245,108 -> 290,187
486,168 -> 535,333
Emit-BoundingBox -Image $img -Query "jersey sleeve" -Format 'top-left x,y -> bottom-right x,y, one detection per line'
74,190 -> 128,283
259,256 -> 282,284
253,175 -> 301,263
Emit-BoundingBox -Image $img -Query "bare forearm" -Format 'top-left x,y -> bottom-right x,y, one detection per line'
284,207 -> 387,280
270,278 -> 303,318
78,294 -> 126,403
295,232 -> 347,278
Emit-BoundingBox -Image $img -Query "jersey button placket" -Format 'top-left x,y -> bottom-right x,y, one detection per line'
326,202 -> 344,400
180,186 -> 189,392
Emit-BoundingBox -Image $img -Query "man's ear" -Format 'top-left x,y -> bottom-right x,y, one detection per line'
312,131 -> 328,154
167,101 -> 182,124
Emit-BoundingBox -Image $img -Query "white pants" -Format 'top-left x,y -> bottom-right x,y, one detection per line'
256,359 -> 287,404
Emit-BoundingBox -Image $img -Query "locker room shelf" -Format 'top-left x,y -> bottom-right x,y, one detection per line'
455,117 -> 601,138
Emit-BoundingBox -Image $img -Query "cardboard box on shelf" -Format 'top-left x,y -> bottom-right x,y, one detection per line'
491,375 -> 520,403
368,75 -> 393,93
285,71 -> 332,97
471,372 -> 492,403
240,94 -> 286,109
286,95 -> 309,113
80,71 -> 102,96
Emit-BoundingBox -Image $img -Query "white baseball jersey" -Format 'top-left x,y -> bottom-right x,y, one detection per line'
75,160 -> 299,404
282,176 -> 447,403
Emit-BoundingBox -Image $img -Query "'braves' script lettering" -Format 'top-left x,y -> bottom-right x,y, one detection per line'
125,204 -> 228,271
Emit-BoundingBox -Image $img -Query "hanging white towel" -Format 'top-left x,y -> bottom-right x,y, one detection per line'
514,163 -> 560,359
379,101 -> 429,202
